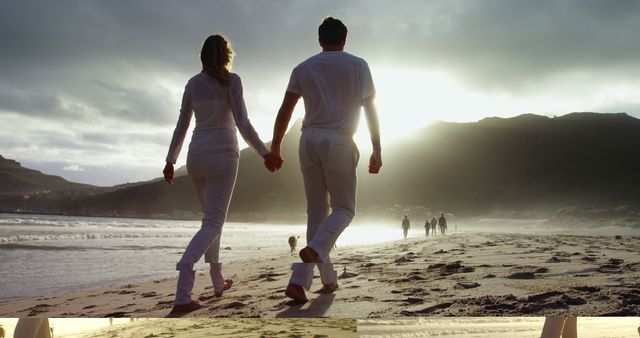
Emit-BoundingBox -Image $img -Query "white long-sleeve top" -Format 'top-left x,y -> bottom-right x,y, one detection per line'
166,72 -> 269,164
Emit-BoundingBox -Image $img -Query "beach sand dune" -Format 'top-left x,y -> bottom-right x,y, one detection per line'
0,232 -> 638,318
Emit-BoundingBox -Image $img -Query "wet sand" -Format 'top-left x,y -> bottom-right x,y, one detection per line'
0,231 -> 638,318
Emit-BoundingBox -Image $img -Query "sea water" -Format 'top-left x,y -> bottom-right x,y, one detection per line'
0,213 -> 401,300
2,213 -> 637,301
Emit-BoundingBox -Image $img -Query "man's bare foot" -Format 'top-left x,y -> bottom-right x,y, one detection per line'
170,300 -> 203,313
214,279 -> 233,297
316,283 -> 339,294
299,246 -> 321,263
285,283 -> 309,302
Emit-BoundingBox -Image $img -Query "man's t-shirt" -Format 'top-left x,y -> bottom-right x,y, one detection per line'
286,51 -> 375,133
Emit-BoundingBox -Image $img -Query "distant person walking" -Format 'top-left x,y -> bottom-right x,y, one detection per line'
268,17 -> 381,302
438,213 -> 447,235
424,219 -> 430,237
402,215 -> 410,239
430,217 -> 437,236
163,34 -> 277,313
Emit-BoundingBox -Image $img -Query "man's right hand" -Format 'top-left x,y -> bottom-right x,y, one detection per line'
369,151 -> 382,174
163,162 -> 174,185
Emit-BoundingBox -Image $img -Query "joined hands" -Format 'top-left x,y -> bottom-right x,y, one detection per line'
263,151 -> 283,172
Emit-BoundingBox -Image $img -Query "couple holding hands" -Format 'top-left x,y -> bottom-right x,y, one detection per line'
163,16 -> 382,313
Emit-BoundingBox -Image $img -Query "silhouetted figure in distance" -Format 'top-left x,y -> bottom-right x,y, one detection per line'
402,215 -> 410,239
438,213 -> 447,235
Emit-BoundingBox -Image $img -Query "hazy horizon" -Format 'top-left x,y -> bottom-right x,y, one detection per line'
2,0 -> 640,185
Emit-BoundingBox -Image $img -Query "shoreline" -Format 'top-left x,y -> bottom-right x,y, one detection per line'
0,231 -> 638,318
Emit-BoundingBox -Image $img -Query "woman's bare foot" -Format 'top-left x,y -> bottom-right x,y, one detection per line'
214,279 -> 233,297
299,246 -> 321,263
285,283 -> 309,302
170,300 -> 203,313
316,283 -> 339,294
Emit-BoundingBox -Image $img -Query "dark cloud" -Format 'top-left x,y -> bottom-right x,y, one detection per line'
91,80 -> 177,125
3,0 -> 639,98
356,0 -> 640,91
20,159 -> 160,186
2,0 -> 640,184
0,83 -> 84,119
80,131 -> 171,147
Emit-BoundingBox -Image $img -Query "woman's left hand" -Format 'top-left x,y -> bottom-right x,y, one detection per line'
163,162 -> 174,185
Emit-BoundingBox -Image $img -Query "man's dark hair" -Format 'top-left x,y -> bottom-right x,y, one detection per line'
318,17 -> 347,45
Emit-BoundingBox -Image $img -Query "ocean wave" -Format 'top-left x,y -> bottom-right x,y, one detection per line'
0,218 -> 199,229
0,243 -> 183,251
0,232 -> 192,243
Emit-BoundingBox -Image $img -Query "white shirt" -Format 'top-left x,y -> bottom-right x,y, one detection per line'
287,51 -> 375,133
166,72 -> 268,164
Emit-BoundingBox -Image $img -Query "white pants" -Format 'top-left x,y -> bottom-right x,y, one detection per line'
289,128 -> 358,289
174,151 -> 238,305
13,318 -> 51,338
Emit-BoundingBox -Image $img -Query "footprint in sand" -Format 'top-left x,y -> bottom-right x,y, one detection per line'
454,281 -> 480,289
506,271 -> 535,279
267,294 -> 286,300
547,256 -> 571,263
400,302 -> 453,316
572,286 -> 600,293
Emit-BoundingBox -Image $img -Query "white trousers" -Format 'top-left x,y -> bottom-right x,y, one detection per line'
13,318 -> 51,338
289,128 -> 358,289
174,151 -> 238,305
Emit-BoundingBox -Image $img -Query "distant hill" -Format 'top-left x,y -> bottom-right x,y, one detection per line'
58,120 -> 306,219
0,155 -> 94,195
355,112 -> 640,215
3,112 -> 640,219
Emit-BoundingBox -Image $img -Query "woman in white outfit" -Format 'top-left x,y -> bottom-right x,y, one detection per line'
163,34 -> 276,313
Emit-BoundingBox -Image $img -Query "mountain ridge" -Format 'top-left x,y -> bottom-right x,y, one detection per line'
2,112 -> 639,219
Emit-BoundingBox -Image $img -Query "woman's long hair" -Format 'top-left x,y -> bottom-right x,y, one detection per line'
200,34 -> 234,86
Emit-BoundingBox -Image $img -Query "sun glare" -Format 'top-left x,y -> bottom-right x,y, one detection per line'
353,67 -> 474,148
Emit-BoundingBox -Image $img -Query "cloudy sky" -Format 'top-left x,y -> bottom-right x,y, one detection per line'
2,0 -> 640,186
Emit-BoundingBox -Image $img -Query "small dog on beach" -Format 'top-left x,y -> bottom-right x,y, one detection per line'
288,236 -> 298,254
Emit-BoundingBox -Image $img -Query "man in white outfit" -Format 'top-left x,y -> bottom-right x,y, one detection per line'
269,17 -> 382,302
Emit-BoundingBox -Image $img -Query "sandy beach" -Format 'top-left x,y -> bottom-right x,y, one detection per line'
0,231 -> 638,318
0,318 -> 357,337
